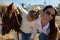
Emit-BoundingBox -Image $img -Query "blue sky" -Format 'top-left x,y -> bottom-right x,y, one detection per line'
0,0 -> 60,7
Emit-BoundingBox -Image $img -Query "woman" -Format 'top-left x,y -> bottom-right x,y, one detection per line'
30,5 -> 59,40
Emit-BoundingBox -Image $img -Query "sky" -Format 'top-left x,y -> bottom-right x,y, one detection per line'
0,0 -> 60,7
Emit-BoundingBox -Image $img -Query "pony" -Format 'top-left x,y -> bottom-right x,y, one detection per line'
0,3 -> 22,40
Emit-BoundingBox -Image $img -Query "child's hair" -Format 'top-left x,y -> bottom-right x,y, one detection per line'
29,10 -> 39,19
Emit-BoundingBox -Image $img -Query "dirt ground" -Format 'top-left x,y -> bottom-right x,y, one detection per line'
0,30 -> 14,40
0,30 -> 39,40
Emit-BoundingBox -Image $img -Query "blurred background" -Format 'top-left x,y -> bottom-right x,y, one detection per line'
0,0 -> 60,40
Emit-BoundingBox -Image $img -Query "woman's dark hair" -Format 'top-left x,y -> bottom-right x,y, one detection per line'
43,5 -> 57,16
43,5 -> 52,12
29,10 -> 39,19
43,5 -> 58,40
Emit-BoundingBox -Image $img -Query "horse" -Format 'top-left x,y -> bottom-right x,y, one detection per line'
0,3 -> 22,40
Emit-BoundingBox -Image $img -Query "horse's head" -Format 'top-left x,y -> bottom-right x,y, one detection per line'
0,3 -> 15,16
7,3 -> 22,32
0,3 -> 22,35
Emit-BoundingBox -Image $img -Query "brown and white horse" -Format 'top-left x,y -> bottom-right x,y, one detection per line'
0,3 -> 22,40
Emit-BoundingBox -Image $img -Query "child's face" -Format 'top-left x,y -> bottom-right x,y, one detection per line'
27,14 -> 35,22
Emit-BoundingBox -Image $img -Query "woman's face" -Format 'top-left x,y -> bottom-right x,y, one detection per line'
43,8 -> 55,22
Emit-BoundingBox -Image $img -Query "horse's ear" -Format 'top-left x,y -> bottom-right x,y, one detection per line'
10,2 -> 14,6
7,2 -> 14,10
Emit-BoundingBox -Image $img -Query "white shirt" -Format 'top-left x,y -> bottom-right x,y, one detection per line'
20,7 -> 38,38
36,15 -> 50,35
36,16 -> 59,40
